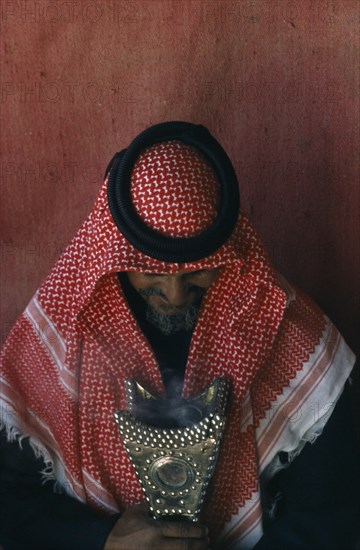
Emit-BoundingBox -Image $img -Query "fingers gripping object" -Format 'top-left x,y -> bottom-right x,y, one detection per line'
114,377 -> 230,522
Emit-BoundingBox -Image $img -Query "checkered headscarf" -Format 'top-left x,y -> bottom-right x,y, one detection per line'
130,140 -> 220,237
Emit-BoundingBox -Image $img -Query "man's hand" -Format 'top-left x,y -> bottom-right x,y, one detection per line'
103,503 -> 209,550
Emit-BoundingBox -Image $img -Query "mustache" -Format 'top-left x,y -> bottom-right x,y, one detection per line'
136,286 -> 205,311
137,287 -> 166,298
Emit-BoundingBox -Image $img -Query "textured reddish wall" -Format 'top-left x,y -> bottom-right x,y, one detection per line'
1,1 -> 359,374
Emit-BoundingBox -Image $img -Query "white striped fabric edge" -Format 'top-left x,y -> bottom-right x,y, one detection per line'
215,491 -> 263,550
24,296 -> 78,399
257,320 -> 355,476
214,319 -> 355,549
83,469 -> 120,513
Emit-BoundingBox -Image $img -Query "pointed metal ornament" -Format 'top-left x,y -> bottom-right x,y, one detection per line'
114,377 -> 230,522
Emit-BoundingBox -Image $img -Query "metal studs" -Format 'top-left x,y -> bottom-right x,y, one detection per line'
115,377 -> 229,523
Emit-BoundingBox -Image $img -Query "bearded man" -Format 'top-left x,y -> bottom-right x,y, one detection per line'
0,122 -> 358,550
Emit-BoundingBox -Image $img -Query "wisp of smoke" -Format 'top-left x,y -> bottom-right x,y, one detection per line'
132,397 -> 205,429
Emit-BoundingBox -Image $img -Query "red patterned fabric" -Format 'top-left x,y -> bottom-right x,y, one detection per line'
130,140 -> 220,237
0,142 -> 355,548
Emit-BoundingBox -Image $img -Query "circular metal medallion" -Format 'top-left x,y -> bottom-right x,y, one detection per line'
150,457 -> 194,490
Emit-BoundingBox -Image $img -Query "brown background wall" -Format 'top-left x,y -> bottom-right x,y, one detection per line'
1,1 -> 359,386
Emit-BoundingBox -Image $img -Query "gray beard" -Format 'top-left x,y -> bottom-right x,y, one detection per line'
145,303 -> 200,335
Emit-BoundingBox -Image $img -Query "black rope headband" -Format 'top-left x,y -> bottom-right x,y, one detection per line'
107,121 -> 240,263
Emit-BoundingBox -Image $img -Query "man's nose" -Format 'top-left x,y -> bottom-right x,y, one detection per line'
161,278 -> 188,307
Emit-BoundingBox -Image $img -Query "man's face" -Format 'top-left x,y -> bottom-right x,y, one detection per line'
126,269 -> 219,315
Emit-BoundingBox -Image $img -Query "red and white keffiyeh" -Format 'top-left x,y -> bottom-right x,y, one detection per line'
130,140 -> 220,237
0,141 -> 355,549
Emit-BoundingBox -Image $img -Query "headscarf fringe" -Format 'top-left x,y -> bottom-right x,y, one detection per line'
261,411 -> 330,521
263,410 -> 330,484
0,414 -> 56,486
